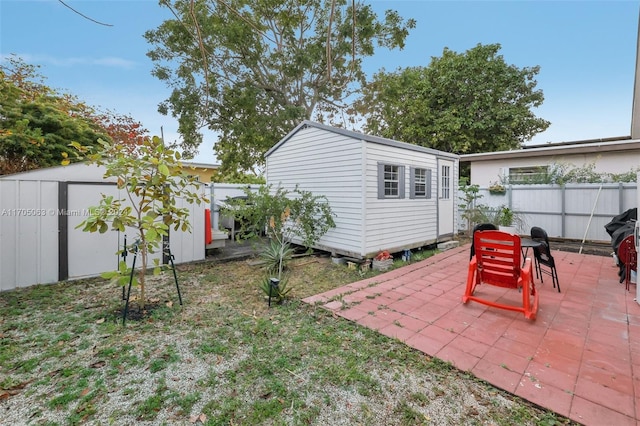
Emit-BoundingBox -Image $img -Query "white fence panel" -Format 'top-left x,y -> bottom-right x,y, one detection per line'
1,179 -> 206,292
67,182 -> 205,278
0,180 -> 59,290
169,186 -> 206,264
209,183 -> 263,232
458,182 -> 638,242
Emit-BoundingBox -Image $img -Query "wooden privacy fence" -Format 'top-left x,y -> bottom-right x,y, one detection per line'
457,182 -> 637,243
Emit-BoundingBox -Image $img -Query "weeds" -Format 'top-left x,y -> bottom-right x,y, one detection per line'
0,255 -> 578,425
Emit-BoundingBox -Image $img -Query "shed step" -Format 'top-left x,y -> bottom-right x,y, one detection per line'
437,241 -> 460,251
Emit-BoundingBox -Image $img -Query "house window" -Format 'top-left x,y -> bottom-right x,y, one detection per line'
410,167 -> 432,199
440,165 -> 450,199
377,163 -> 405,199
508,166 -> 548,184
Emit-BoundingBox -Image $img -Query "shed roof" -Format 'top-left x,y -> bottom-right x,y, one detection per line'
0,162 -> 110,182
265,120 -> 459,160
0,160 -> 219,181
460,137 -> 640,162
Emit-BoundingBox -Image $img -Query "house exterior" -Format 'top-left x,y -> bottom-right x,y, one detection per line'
463,19 -> 640,189
461,137 -> 640,187
0,162 -> 205,291
265,121 -> 459,259
181,161 -> 220,182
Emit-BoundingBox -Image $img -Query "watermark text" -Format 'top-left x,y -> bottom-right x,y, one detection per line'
1,208 -> 121,217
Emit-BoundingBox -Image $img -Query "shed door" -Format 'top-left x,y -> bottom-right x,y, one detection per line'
66,183 -> 164,279
437,160 -> 454,237
67,183 -> 121,278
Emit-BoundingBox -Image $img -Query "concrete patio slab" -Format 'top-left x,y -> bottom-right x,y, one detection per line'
303,244 -> 640,426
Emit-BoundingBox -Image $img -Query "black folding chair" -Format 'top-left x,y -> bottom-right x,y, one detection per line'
530,226 -> 560,292
469,223 -> 498,260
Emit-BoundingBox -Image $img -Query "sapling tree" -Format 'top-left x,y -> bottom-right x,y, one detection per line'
459,179 -> 484,236
71,136 -> 207,309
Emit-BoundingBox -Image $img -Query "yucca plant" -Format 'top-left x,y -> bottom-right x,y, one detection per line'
258,274 -> 292,304
260,239 -> 294,277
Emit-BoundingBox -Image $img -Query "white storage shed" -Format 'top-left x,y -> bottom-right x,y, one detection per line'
265,121 -> 459,259
0,163 -> 205,291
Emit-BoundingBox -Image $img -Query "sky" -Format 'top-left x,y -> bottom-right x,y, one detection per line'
1,0 -> 639,166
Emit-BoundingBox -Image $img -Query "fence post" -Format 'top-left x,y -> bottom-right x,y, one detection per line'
619,182 -> 624,214
561,185 -> 566,238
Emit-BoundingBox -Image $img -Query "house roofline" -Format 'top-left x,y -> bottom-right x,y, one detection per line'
524,135 -> 631,149
266,120 -> 459,160
181,161 -> 220,169
460,137 -> 640,162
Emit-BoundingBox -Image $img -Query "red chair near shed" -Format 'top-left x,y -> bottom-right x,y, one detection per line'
463,230 -> 538,320
618,234 -> 637,291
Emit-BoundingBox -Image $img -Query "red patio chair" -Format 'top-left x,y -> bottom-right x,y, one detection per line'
462,230 -> 538,320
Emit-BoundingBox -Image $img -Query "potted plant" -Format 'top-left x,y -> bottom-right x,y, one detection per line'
488,182 -> 507,195
495,206 -> 525,234
372,250 -> 393,271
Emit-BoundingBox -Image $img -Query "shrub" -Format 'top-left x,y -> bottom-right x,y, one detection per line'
222,184 -> 335,304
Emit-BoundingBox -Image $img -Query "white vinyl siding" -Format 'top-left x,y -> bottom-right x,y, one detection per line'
364,143 -> 439,255
266,121 -> 459,258
266,126 -> 364,255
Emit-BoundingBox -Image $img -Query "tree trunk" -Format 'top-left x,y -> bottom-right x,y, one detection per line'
139,239 -> 147,310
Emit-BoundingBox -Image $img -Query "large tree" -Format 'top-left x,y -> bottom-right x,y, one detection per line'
354,43 -> 550,155
145,0 -> 415,173
0,56 -> 109,175
92,109 -> 151,155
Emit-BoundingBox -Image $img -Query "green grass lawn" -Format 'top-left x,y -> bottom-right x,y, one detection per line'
0,250 -> 577,425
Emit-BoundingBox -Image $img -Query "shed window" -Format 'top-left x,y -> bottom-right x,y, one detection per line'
377,163 -> 405,199
410,167 -> 432,199
440,165 -> 450,199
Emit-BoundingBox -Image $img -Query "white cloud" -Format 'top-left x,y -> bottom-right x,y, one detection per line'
1,53 -> 135,69
92,57 -> 136,68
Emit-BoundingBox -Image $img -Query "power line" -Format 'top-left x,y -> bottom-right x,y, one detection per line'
58,0 -> 114,27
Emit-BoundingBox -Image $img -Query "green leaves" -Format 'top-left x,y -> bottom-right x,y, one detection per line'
222,184 -> 335,250
158,164 -> 170,176
145,0 -> 415,173
355,43 -> 550,156
0,60 -> 108,175
101,263 -> 138,287
73,134 -> 208,306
